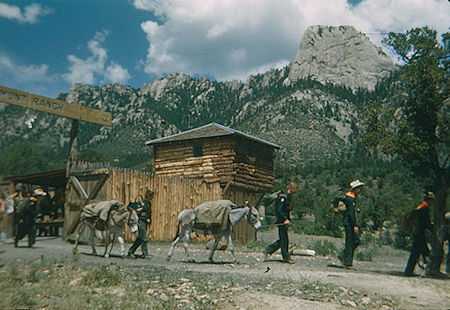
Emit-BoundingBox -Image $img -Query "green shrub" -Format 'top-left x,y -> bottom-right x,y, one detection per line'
376,230 -> 394,246
355,246 -> 376,261
393,232 -> 410,250
246,239 -> 268,249
310,240 -> 336,256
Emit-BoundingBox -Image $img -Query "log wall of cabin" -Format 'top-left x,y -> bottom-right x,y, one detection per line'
153,137 -> 236,180
233,137 -> 275,192
153,136 -> 276,192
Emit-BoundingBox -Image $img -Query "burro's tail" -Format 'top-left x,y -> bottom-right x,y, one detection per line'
173,220 -> 181,241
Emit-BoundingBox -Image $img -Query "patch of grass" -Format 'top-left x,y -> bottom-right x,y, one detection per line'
81,264 -> 121,287
9,286 -> 37,308
6,261 -> 21,281
26,263 -> 41,283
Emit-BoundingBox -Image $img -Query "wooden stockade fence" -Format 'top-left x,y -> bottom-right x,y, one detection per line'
65,162 -> 256,243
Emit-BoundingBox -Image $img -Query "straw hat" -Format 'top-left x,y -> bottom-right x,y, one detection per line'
350,180 -> 365,190
33,188 -> 47,196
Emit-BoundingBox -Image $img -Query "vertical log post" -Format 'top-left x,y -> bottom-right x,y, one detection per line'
63,118 -> 79,240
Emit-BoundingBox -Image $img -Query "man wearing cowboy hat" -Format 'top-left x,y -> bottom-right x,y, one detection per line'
404,191 -> 435,276
338,180 -> 364,267
14,188 -> 47,247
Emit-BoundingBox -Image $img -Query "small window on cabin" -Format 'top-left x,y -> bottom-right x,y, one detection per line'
248,144 -> 255,158
193,143 -> 203,157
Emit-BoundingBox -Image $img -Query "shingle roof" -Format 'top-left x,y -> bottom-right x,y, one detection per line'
145,122 -> 280,148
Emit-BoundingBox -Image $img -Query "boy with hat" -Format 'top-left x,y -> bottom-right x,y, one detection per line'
127,190 -> 154,259
338,180 -> 364,267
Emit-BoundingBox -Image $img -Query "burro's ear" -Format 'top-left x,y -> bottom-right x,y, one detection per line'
245,200 -> 250,207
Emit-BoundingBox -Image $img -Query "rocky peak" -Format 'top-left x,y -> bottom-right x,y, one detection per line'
141,73 -> 191,100
287,25 -> 395,90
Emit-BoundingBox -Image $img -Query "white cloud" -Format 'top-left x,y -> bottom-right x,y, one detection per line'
0,52 -> 64,97
0,2 -> 52,24
134,0 -> 449,82
0,53 -> 53,83
106,62 -> 131,82
64,31 -> 131,85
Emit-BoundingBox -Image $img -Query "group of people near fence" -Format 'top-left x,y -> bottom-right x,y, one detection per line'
5,186 -> 64,247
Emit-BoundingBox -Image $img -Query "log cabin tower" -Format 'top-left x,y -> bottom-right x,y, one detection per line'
145,122 -> 279,193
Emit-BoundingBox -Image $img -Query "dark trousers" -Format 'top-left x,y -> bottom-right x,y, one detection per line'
266,224 -> 290,261
340,225 -> 360,266
446,241 -> 450,273
15,222 -> 36,247
404,233 -> 429,275
128,221 -> 148,256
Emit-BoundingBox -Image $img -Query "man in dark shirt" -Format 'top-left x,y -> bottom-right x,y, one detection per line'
404,191 -> 435,276
128,190 -> 153,259
15,188 -> 46,247
338,180 -> 364,267
264,182 -> 298,264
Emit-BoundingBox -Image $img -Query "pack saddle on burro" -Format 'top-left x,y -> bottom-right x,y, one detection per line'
167,199 -> 262,263
73,200 -> 139,258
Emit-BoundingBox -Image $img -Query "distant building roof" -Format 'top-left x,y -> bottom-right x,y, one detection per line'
145,122 -> 280,149
3,169 -> 67,189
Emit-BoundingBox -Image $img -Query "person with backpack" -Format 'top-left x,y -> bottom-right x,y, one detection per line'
127,190 -> 154,259
404,191 -> 435,277
263,182 -> 298,264
337,180 -> 364,268
14,188 -> 47,248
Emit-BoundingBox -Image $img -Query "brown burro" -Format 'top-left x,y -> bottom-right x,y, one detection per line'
74,200 -> 139,258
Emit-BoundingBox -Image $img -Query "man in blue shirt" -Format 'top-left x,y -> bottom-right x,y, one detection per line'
264,182 -> 298,264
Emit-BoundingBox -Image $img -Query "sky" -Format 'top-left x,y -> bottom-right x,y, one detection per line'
0,0 -> 448,98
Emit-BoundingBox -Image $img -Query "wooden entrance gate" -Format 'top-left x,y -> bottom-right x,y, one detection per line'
64,164 -> 111,241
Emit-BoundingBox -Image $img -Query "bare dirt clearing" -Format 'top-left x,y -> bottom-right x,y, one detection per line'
0,230 -> 448,309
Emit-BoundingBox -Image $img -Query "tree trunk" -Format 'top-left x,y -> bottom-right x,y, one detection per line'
426,177 -> 447,277
66,119 -> 79,178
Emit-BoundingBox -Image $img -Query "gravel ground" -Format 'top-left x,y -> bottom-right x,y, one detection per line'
0,230 -> 449,309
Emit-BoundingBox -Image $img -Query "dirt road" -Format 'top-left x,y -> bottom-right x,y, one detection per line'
1,231 -> 448,309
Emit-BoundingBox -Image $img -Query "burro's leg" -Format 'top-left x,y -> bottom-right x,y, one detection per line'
226,232 -> 238,263
117,235 -> 125,258
104,229 -> 111,258
74,220 -> 85,251
108,233 -> 116,257
89,225 -> 97,256
167,227 -> 183,261
182,228 -> 194,262
208,234 -> 221,262
167,226 -> 191,261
